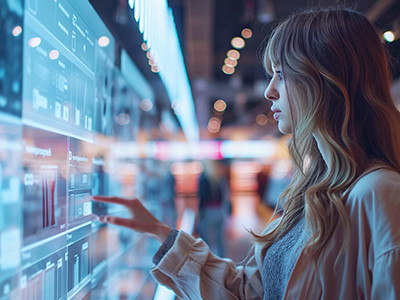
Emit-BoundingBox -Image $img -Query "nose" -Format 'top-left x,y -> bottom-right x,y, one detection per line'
264,79 -> 279,101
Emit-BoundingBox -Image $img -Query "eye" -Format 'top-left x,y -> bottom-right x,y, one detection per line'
275,70 -> 282,80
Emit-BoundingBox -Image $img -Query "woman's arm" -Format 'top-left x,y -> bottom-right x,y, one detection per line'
92,195 -> 265,299
372,248 -> 400,299
151,229 -> 264,300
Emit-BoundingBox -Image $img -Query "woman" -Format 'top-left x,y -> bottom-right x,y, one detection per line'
94,8 -> 400,299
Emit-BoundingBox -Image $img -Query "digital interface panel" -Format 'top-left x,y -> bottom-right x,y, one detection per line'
0,0 -> 156,299
22,0 -> 116,137
0,113 -> 22,299
22,126 -> 67,245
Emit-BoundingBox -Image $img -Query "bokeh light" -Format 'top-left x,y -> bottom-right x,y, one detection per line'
231,37 -> 245,49
139,99 -> 153,111
141,42 -> 149,51
12,25 -> 22,37
28,37 -> 41,48
98,36 -> 110,47
214,99 -> 227,112
241,28 -> 252,39
207,117 -> 221,133
256,114 -> 268,126
49,50 -> 60,60
227,49 -> 240,60
116,113 -> 130,125
222,65 -> 235,75
383,31 -> 395,42
224,57 -> 237,67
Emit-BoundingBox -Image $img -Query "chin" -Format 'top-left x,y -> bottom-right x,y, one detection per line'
278,122 -> 292,135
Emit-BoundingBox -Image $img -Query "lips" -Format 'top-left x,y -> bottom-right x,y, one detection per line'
271,108 -> 281,120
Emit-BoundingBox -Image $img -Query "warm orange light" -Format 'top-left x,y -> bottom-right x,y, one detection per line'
151,65 -> 159,73
224,57 -> 237,67
146,50 -> 158,60
222,64 -> 235,75
148,58 -> 156,66
241,28 -> 252,39
227,49 -> 240,60
141,42 -> 149,51
214,99 -> 227,112
207,118 -> 221,133
256,114 -> 268,126
231,37 -> 245,49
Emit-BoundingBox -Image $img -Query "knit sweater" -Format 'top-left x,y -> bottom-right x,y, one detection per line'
262,218 -> 308,299
153,221 -> 308,300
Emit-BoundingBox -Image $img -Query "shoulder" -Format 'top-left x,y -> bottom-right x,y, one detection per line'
347,167 -> 400,253
347,167 -> 400,203
346,166 -> 400,228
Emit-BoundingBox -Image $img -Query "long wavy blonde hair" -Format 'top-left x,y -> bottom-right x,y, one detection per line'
253,8 -> 400,261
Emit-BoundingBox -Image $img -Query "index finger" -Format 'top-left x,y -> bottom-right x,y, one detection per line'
92,196 -> 134,207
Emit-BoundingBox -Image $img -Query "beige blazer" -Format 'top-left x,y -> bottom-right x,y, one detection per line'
151,167 -> 400,299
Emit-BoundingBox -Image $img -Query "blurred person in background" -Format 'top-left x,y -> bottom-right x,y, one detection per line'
159,163 -> 177,227
94,7 -> 400,299
196,159 -> 229,256
256,164 -> 270,204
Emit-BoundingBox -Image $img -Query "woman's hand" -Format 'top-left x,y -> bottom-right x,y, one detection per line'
92,196 -> 172,244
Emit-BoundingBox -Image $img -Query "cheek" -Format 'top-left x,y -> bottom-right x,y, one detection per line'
280,102 -> 295,134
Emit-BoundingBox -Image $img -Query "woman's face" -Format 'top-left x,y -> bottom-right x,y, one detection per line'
264,66 -> 293,134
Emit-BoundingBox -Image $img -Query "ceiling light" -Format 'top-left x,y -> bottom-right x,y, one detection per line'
241,28 -> 252,39
224,57 -> 237,67
207,118 -> 221,133
383,31 -> 395,42
222,65 -> 235,75
141,42 -> 149,51
151,65 -> 159,73
231,37 -> 245,49
227,49 -> 240,60
214,99 -> 227,112
49,50 -> 60,60
98,36 -> 110,47
148,58 -> 156,66
12,25 -> 22,37
28,37 -> 41,48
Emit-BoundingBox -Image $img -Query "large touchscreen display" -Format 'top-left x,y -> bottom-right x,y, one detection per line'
0,0 -> 148,298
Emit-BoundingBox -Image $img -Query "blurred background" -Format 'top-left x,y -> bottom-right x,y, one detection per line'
93,0 -> 400,142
